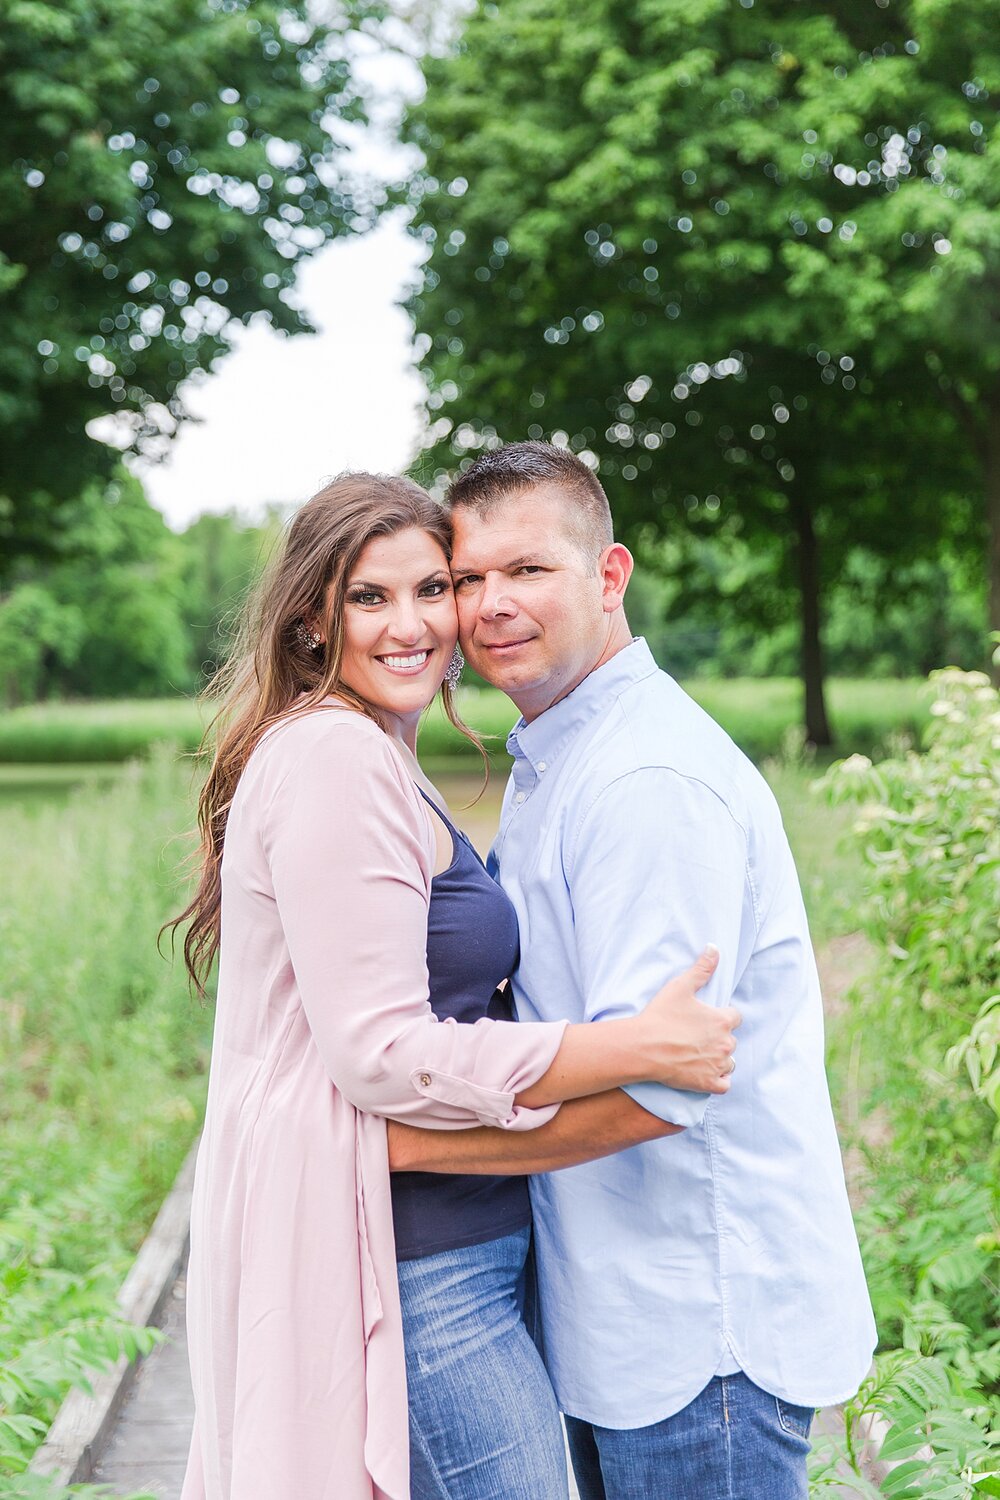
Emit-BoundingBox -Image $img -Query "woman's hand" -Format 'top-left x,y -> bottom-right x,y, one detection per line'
634,945 -> 740,1093
514,946 -> 739,1111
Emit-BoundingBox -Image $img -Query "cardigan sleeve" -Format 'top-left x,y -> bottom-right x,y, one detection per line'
262,711 -> 567,1130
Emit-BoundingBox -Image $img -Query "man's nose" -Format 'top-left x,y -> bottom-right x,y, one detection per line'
480,573 -> 516,618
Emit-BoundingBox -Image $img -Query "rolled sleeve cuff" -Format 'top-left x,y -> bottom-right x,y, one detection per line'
623,1080 -> 710,1129
409,1068 -> 562,1130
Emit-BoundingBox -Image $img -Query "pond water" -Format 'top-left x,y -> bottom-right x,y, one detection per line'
0,763 -> 508,854
0,762 -> 126,807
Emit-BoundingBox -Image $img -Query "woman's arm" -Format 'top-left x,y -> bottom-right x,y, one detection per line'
402,945 -> 729,1171
388,1089 -> 681,1175
514,944 -> 736,1107
265,715 -> 737,1133
266,717 -> 565,1132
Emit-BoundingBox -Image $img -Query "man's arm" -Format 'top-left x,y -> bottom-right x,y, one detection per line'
565,766 -> 749,1129
387,1088 -> 682,1175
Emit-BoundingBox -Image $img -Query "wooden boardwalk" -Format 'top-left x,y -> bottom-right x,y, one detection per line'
90,1268 -> 584,1499
91,1273 -> 193,1498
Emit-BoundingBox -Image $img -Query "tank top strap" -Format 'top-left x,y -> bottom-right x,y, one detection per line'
415,785 -> 473,850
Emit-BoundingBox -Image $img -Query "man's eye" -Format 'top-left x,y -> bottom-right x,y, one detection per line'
516,566 -> 542,575
453,575 -> 482,590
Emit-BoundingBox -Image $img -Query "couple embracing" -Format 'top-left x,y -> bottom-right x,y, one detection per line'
175,441 -> 875,1500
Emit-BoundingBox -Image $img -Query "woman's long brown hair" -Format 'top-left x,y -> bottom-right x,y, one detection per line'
166,472 -> 480,995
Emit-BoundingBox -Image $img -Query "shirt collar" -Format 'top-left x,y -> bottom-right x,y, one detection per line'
507,638 -> 658,773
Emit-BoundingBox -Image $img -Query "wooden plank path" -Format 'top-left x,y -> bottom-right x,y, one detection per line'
90,1263 -> 584,1498
90,1272 -> 192,1498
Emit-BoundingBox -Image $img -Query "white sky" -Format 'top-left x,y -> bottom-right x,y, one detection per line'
130,39 -> 433,531
136,218 -> 428,529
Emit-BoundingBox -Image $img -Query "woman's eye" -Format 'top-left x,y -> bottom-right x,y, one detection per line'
351,591 -> 383,607
422,579 -> 452,598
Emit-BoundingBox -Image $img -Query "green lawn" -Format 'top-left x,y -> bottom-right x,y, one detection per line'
0,677 -> 930,766
0,696 -> 209,762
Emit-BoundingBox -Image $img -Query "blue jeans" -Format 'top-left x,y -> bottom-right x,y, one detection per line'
565,1372 -> 813,1500
397,1226 -> 569,1500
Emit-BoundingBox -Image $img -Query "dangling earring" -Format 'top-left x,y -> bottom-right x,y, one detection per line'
296,621 -> 323,652
444,646 -> 464,689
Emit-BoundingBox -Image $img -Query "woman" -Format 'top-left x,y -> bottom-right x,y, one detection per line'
173,474 -> 737,1500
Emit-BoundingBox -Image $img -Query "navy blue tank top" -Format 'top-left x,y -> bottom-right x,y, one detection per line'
391,791 -> 530,1261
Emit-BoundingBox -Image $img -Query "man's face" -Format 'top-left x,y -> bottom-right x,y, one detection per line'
450,485 -> 610,721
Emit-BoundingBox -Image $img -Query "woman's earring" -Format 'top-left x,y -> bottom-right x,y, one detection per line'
444,646 -> 464,689
296,621 -> 323,652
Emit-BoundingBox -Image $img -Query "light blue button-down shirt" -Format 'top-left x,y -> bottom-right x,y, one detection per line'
490,639 -> 876,1427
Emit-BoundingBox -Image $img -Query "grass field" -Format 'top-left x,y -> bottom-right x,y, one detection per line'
0,676 -> 930,767
0,753 -> 214,1482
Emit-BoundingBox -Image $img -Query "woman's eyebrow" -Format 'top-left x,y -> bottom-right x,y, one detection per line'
347,571 -> 450,590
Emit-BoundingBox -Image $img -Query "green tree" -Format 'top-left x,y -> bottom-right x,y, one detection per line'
0,581 -> 83,706
0,469 -> 197,702
402,0 -> 989,741
177,506 -> 286,684
54,471 -> 195,698
0,0 -> 367,575
772,0 -> 1000,656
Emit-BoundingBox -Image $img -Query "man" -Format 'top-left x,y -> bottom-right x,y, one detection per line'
440,441 -> 876,1499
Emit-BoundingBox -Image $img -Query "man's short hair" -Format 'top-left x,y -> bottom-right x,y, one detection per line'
447,442 -> 614,561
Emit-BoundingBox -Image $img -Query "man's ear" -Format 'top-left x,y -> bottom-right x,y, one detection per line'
599,543 -> 634,613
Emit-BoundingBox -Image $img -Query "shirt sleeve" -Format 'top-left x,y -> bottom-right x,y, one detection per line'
263,715 -> 567,1131
565,766 -> 749,1128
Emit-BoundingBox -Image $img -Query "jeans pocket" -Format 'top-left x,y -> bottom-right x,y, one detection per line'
774,1397 -> 815,1440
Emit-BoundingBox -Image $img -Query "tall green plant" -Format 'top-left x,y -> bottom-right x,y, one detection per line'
0,750 -> 212,1481
818,654 -> 1000,1492
825,660 -> 1000,1162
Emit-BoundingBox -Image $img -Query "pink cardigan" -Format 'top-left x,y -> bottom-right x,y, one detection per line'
181,705 -> 566,1500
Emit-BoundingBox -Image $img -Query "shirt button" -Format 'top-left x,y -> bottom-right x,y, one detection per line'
419,1073 -> 431,1087
537,761 -> 547,772
515,791 -> 526,803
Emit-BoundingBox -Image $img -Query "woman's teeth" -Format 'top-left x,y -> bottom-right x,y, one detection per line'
380,651 -> 431,669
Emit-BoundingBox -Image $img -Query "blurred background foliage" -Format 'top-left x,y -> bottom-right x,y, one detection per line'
0,0 -> 366,570
403,0 -> 1000,742
0,0 -> 997,744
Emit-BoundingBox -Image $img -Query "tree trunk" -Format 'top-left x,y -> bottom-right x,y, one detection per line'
987,392 -> 1000,683
790,491 -> 833,747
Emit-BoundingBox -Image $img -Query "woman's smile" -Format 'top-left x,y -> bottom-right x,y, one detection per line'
376,648 -> 434,674
334,526 -> 458,731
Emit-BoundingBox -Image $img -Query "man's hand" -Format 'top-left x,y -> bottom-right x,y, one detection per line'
634,945 -> 741,1094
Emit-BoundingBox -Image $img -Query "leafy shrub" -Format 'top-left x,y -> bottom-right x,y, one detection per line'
819,658 -> 1000,1492
0,1187 -> 161,1480
811,1351 -> 1000,1497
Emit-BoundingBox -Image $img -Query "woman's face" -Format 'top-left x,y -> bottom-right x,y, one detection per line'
333,526 -> 458,726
